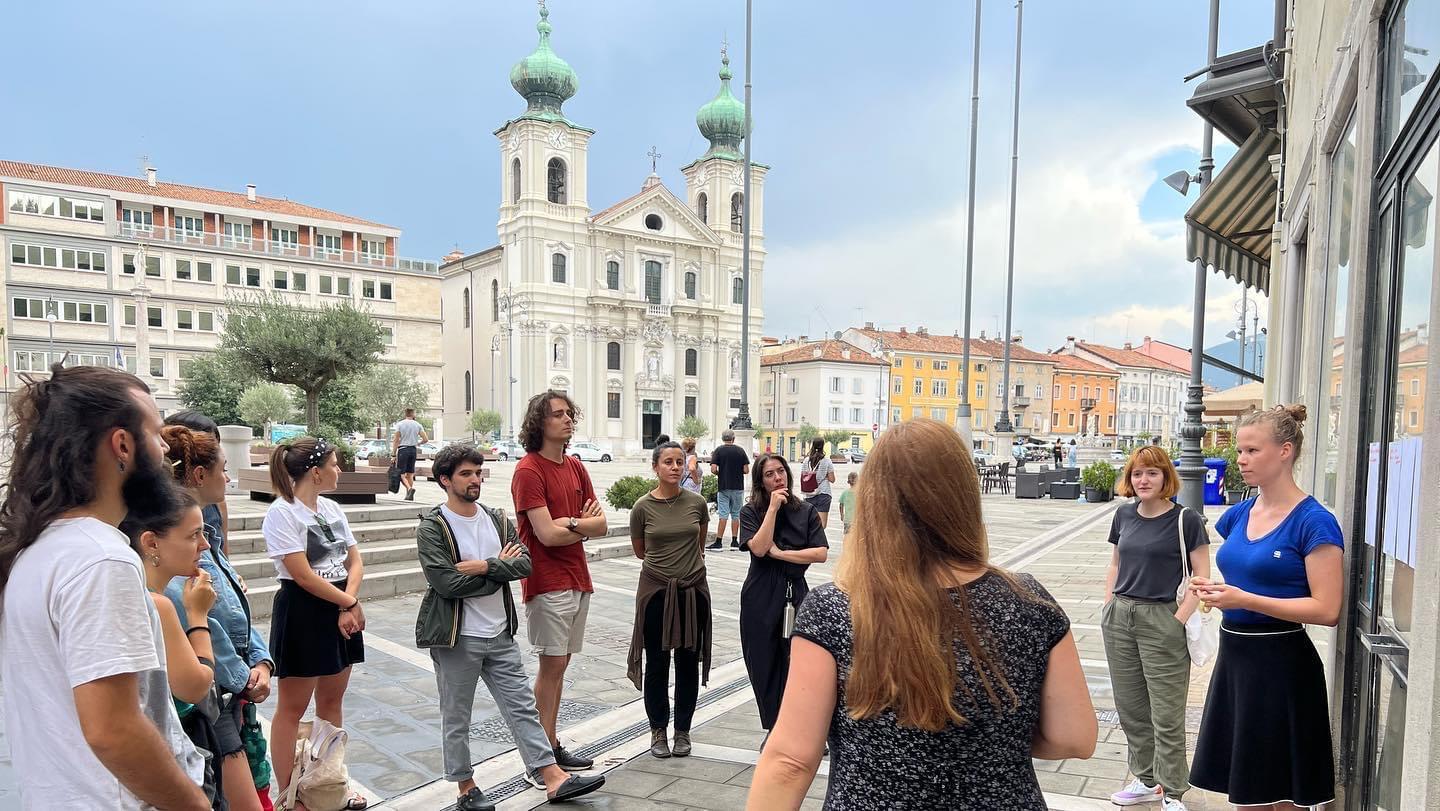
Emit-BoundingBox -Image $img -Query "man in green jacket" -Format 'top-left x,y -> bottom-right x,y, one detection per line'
415,444 -> 604,809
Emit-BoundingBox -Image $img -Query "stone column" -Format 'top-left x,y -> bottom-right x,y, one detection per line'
218,425 -> 253,492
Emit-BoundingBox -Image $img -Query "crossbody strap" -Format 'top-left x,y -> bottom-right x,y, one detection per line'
1175,506 -> 1192,587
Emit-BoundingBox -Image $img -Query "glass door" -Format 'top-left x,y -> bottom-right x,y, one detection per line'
1349,132 -> 1435,811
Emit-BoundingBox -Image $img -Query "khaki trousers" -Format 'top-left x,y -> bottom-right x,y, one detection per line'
1101,595 -> 1192,797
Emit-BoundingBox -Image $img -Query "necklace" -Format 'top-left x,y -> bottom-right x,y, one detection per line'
650,489 -> 682,510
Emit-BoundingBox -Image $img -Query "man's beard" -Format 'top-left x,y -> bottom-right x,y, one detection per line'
122,448 -> 185,522
453,484 -> 481,504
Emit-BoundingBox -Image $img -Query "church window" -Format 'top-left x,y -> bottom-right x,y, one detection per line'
730,192 -> 743,232
644,214 -> 663,231
683,271 -> 697,300
462,287 -> 470,328
607,342 -> 621,370
547,158 -> 567,204
490,279 -> 499,321
551,253 -> 567,284
644,260 -> 662,304
731,276 -> 744,305
685,349 -> 698,376
606,260 -> 620,290
511,158 -> 521,203
464,371 -> 472,412
697,192 -> 708,224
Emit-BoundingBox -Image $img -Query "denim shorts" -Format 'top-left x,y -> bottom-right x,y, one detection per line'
715,489 -> 745,520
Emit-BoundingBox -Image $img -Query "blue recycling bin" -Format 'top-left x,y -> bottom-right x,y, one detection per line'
1203,457 -> 1227,505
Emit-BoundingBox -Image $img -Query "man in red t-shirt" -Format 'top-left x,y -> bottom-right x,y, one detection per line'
511,390 -> 607,773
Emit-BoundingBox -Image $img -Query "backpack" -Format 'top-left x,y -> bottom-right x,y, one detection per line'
801,459 -> 820,493
279,718 -> 351,811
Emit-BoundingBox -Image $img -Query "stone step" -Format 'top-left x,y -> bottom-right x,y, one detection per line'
228,540 -> 420,583
244,534 -> 635,620
222,501 -> 428,534
225,519 -> 422,556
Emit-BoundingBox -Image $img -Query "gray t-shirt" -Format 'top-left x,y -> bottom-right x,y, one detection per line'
394,418 -> 424,447
1107,502 -> 1208,602
802,456 -> 835,497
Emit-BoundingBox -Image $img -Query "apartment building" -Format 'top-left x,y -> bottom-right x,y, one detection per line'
1056,339 -> 1187,445
0,161 -> 441,419
758,339 -> 889,459
1048,351 -> 1119,438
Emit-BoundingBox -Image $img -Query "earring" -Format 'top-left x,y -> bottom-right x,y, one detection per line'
147,553 -> 160,568
118,460 -> 126,473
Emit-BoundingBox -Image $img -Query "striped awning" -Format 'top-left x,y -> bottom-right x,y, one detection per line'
1185,129 -> 1280,294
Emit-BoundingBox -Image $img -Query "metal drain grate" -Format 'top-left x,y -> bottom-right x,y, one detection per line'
468,700 -> 607,743
452,675 -> 753,808
1096,707 -> 1204,734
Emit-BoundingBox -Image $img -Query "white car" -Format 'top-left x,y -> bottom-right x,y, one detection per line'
568,441 -> 613,463
492,440 -> 526,461
353,439 -> 389,460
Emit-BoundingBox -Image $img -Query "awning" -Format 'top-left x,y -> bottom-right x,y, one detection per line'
1185,128 -> 1280,294
1186,46 -> 1281,146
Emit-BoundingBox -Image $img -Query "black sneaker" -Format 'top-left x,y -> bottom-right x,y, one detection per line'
705,539 -> 722,551
552,744 -> 593,770
456,787 -> 496,811
524,769 -> 546,791
730,538 -> 741,550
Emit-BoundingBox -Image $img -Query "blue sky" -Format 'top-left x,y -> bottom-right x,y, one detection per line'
1,0 -> 1274,355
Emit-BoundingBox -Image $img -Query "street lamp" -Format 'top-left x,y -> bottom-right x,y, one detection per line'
957,0 -> 983,452
995,0 -> 1024,435
44,297 -> 58,357
731,0 -> 756,432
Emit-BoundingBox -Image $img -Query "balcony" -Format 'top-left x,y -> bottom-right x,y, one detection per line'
1012,396 -> 1031,408
645,302 -> 672,318
112,224 -> 438,274
1080,398 -> 1098,411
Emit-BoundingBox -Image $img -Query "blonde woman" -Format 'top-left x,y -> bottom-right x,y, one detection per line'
747,419 -> 1095,809
1190,406 -> 1343,810
1103,446 -> 1209,811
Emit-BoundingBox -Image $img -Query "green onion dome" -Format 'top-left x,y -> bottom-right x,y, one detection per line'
696,51 -> 747,161
510,3 -> 578,119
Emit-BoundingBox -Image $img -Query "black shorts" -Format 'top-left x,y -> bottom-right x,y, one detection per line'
807,493 -> 832,513
396,445 -> 418,474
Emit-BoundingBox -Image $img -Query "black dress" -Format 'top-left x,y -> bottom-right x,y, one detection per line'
738,500 -> 828,729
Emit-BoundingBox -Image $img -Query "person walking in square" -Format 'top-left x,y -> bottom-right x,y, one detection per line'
739,453 -> 828,732
1102,445 -> 1209,810
510,390 -> 606,774
392,408 -> 428,501
416,445 -> 604,809
799,438 -> 836,529
679,437 -> 703,495
628,441 -> 713,759
708,429 -> 751,550
837,471 -> 858,536
1053,439 -> 1064,468
1189,406 -> 1343,810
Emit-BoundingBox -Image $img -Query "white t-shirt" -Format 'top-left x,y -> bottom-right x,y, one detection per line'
394,418 -> 424,448
0,517 -> 204,809
440,505 -> 509,638
262,496 -> 357,581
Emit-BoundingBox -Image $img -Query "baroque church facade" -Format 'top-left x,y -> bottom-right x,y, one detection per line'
439,4 -> 767,454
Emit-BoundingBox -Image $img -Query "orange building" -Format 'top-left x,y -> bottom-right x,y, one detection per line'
1049,352 -> 1120,437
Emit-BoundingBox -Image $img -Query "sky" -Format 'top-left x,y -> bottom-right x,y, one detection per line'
0,0 -> 1276,357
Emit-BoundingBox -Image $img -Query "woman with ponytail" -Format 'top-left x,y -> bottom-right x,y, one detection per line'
1189,405 -> 1343,810
263,438 -> 368,811
799,437 -> 836,528
161,425 -> 273,811
747,419 -> 1095,809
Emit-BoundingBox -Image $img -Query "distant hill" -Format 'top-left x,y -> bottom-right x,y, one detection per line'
1203,334 -> 1267,389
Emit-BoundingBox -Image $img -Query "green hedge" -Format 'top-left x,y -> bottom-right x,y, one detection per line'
606,473 -> 720,510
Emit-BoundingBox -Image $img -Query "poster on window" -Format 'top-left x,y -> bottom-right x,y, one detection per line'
1383,442 -> 1403,559
1364,442 -> 1381,548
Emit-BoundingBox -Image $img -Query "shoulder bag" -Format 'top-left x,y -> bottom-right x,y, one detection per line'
800,460 -> 819,494
1175,508 -> 1219,667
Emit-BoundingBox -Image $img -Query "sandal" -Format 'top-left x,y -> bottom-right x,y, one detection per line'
345,793 -> 369,810
547,774 -> 605,803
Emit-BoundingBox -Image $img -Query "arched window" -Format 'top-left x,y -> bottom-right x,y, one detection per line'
552,337 -> 567,367
731,276 -> 744,305
464,371 -> 472,411
547,157 -> 567,204
696,191 -> 708,224
490,279 -> 499,321
606,260 -> 620,290
511,158 -> 521,204
607,341 -> 621,370
685,348 -> 698,376
730,192 -> 743,232
683,270 -> 697,300
643,260 -> 662,304
462,287 -> 471,328
552,253 -> 567,283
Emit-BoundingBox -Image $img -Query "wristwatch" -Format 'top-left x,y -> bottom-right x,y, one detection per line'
568,517 -> 579,532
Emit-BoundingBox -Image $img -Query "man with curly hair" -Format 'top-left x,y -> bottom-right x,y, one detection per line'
510,390 -> 607,776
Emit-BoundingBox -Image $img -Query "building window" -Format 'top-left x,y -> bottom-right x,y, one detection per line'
1069,385 -> 1077,399
851,378 -> 862,395
149,356 -> 165,378
173,214 -> 203,240
730,192 -> 743,232
147,306 -> 163,328
223,221 -> 252,247
829,377 -> 843,394
547,158 -> 567,204
512,158 -> 522,203
606,261 -> 620,290
1054,384 -> 1061,399
462,288 -> 471,328
913,378 -> 923,395
788,408 -> 798,423
729,398 -> 741,411
788,377 -> 799,394
1108,414 -> 1115,429
685,349 -> 698,376
1108,387 -> 1115,401
828,407 -> 841,422
851,408 -> 863,423
292,271 -> 307,292
607,341 -> 621,370
931,408 -> 947,421
175,259 -> 192,280
177,309 -> 194,331
491,279 -> 500,320
1082,385 -> 1090,399
271,227 -> 299,252
696,192 -> 708,224
644,214 -> 663,231
893,376 -> 903,394
892,407 -> 902,422
123,304 -> 135,326
893,358 -> 902,367
975,382 -> 984,399
644,260 -> 662,304
684,271 -> 697,300
360,239 -> 387,262
1067,412 -> 1075,427
552,253 -> 567,284
246,267 -> 261,287
121,207 -> 153,233
685,396 -> 698,418
273,270 -> 288,290
607,392 -> 621,419
58,248 -> 106,272
316,233 -> 341,256
731,277 -> 744,305
932,380 -> 947,397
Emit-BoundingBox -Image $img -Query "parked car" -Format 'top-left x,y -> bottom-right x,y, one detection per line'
416,439 -> 455,459
569,441 -> 613,463
492,440 -> 526,461
353,439 -> 390,461
847,449 -> 867,463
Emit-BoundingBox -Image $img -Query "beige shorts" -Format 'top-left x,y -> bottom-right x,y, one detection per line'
525,589 -> 591,657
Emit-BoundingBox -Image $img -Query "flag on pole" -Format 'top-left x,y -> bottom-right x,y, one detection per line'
114,346 -> 126,371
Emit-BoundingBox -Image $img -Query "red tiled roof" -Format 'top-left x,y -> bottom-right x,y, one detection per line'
1071,341 -> 1187,374
0,160 -> 393,229
1050,351 -> 1120,376
761,339 -> 887,367
854,328 -> 1055,363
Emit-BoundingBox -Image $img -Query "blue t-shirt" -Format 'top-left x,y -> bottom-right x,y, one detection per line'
1213,495 -> 1343,625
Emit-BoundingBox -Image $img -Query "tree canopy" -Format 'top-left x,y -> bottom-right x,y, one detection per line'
176,354 -> 248,427
238,383 -> 294,438
469,409 -> 502,438
353,365 -> 431,436
676,415 -> 709,440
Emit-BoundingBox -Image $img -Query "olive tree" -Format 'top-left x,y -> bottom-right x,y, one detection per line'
353,365 -> 431,438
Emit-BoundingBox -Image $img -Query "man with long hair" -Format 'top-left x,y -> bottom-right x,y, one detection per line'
0,364 -> 209,810
509,390 -> 606,776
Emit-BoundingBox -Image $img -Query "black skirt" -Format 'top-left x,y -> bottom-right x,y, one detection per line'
1191,621 -> 1335,806
269,578 -> 365,679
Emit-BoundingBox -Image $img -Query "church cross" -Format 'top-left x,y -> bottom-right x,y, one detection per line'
648,145 -> 662,173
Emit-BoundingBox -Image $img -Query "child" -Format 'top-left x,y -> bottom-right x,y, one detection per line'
838,472 -> 858,535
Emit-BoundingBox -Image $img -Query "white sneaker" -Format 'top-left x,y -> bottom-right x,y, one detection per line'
1110,778 -> 1163,805
1161,797 -> 1188,811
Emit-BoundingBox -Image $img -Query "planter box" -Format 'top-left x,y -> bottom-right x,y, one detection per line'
1226,489 -> 1247,505
1084,487 -> 1112,503
236,467 -> 389,504
1015,472 -> 1048,499
1050,482 -> 1082,500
